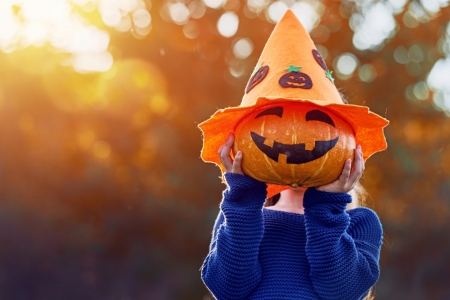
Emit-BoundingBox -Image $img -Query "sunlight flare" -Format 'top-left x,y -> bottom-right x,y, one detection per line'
0,0 -> 151,73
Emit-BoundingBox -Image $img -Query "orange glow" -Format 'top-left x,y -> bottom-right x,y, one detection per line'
0,1 -> 449,299
93,140 -> 111,159
0,0 -> 151,72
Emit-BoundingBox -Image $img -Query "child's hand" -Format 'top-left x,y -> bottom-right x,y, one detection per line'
218,133 -> 244,175
316,145 -> 364,193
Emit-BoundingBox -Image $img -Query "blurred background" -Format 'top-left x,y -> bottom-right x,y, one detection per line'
0,0 -> 449,299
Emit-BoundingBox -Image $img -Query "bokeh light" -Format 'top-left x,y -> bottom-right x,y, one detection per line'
358,64 -> 377,82
0,0 -> 151,73
290,1 -> 321,32
350,2 -> 397,51
334,53 -> 358,79
315,44 -> 328,60
93,140 -> 112,159
420,0 -> 450,13
188,1 -> 206,19
247,0 -> 270,13
428,57 -> 450,114
233,38 -> 253,59
408,1 -> 429,23
311,25 -> 330,44
394,46 -> 409,64
149,94 -> 170,115
203,0 -> 226,9
428,22 -> 450,115
228,61 -> 246,77
408,44 -> 424,63
267,1 -> 288,23
388,0 -> 409,13
183,21 -> 201,39
169,3 -> 190,25
412,81 -> 429,100
217,12 -> 239,38
73,52 -> 114,73
133,9 -> 152,28
402,10 -> 419,28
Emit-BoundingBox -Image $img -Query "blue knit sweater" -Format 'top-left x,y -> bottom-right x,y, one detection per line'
201,173 -> 382,300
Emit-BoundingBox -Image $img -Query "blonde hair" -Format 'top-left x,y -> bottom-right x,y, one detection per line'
347,181 -> 368,210
364,289 -> 375,300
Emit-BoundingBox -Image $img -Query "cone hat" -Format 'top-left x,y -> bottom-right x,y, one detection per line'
199,9 -> 389,197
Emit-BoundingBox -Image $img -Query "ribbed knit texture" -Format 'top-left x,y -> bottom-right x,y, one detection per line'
201,173 -> 382,300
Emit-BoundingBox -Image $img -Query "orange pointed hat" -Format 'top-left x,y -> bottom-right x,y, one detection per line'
199,9 -> 389,196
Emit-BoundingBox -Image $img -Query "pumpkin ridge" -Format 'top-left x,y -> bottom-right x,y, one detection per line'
308,147 -> 330,184
311,127 -> 333,182
259,118 -> 285,183
262,150 -> 284,182
243,167 -> 266,183
291,112 -> 297,182
300,174 -> 312,186
260,119 -> 266,136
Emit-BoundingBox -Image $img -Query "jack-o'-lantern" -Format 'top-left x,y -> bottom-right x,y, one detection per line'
198,9 -> 389,198
232,103 -> 355,187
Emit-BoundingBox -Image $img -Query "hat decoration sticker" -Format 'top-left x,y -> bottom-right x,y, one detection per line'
199,9 -> 389,198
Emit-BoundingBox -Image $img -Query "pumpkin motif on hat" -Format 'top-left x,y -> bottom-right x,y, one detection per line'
199,9 -> 389,198
279,65 -> 313,89
246,65 -> 269,93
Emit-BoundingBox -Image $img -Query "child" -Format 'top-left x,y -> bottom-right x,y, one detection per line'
198,9 -> 388,300
200,134 -> 382,299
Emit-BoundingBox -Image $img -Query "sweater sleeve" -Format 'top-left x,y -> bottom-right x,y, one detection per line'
303,188 -> 382,300
201,173 -> 267,300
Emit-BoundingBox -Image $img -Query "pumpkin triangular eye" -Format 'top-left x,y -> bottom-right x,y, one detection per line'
306,109 -> 335,127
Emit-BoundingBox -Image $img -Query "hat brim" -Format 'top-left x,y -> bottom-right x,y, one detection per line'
199,97 -> 389,198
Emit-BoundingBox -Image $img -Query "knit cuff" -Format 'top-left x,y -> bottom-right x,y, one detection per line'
222,173 -> 267,205
303,187 -> 352,208
224,172 -> 265,189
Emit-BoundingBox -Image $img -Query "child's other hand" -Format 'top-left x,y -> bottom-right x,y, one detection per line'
316,145 -> 364,193
218,133 -> 244,175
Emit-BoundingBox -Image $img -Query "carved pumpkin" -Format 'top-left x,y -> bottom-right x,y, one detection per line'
232,102 -> 355,187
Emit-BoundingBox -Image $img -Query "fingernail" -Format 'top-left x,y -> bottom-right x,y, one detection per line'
236,151 -> 241,157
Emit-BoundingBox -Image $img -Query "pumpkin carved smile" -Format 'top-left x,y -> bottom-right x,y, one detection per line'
250,132 -> 339,164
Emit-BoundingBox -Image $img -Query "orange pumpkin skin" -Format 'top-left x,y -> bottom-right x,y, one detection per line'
232,103 -> 356,187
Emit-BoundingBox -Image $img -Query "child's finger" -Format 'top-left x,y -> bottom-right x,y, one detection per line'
348,146 -> 363,183
219,147 -> 233,172
232,151 -> 243,174
217,144 -> 225,157
224,133 -> 234,147
219,134 -> 234,172
359,146 -> 366,172
338,159 -> 352,184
